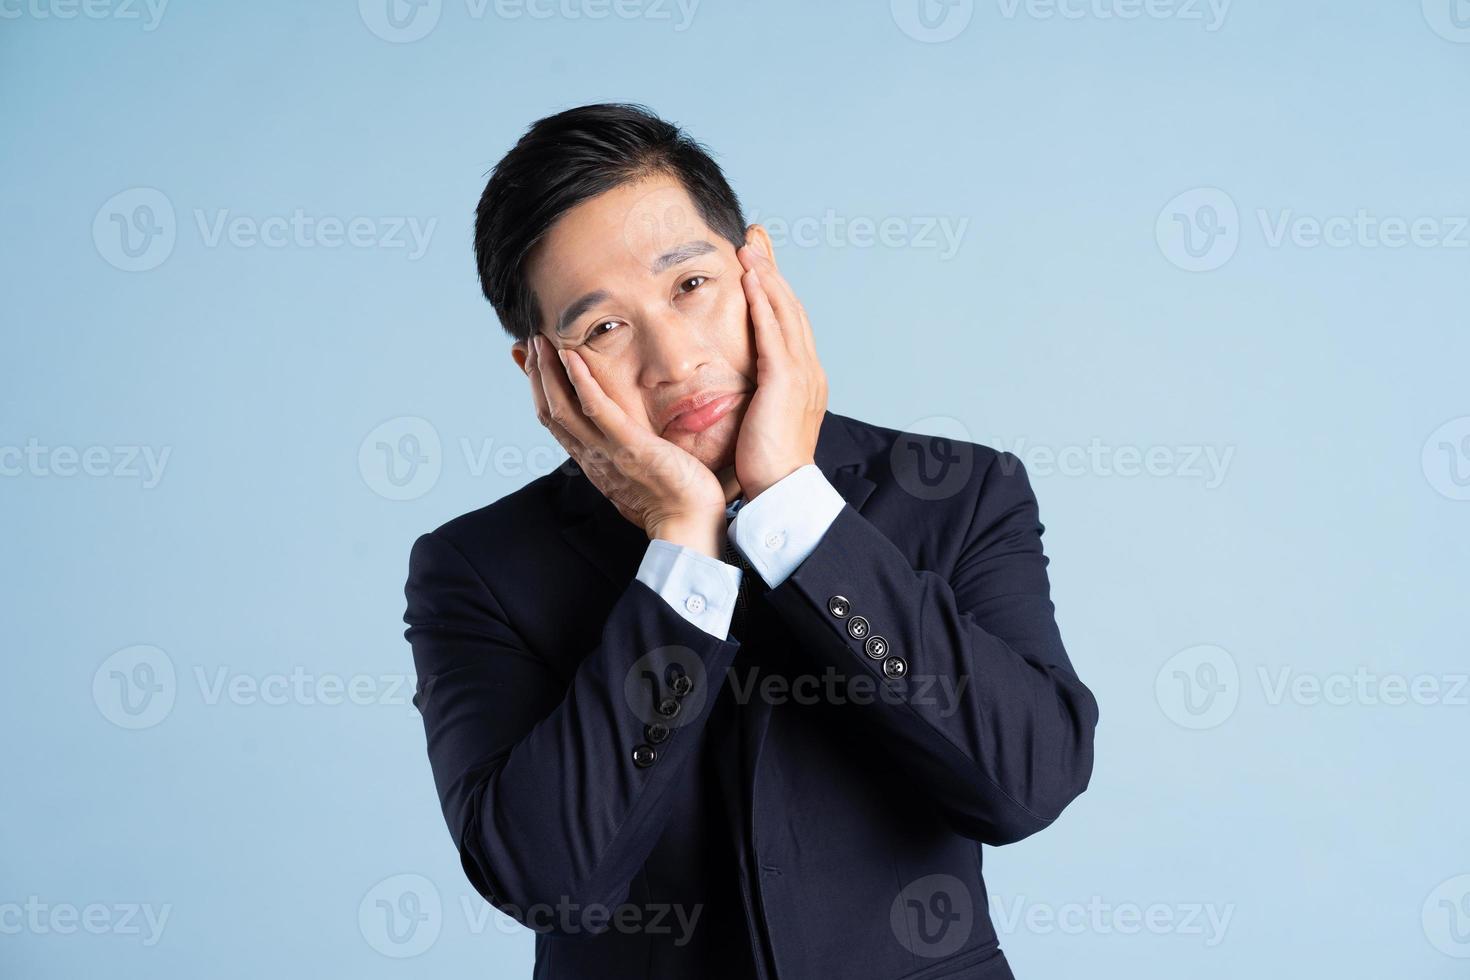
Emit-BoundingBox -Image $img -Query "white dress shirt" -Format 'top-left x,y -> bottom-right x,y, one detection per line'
633,463 -> 847,639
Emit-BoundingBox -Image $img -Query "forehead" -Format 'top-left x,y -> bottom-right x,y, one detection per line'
528,174 -> 717,305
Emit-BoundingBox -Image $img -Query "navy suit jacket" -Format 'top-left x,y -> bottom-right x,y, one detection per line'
403,410 -> 1099,979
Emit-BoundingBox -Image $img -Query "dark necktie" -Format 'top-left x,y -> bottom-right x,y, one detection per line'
721,535 -> 756,639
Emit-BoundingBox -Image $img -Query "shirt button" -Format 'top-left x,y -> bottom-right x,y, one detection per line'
685,593 -> 706,614
632,744 -> 657,768
671,673 -> 694,697
656,697 -> 681,719
645,723 -> 671,745
763,530 -> 786,550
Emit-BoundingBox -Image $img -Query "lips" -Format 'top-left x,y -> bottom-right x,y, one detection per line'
660,391 -> 746,436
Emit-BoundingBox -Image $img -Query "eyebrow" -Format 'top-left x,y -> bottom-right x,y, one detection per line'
553,239 -> 719,337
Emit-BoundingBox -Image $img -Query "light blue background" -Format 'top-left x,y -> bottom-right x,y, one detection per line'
3,1 -> 1468,977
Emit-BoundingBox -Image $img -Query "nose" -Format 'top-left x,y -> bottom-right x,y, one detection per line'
637,312 -> 713,389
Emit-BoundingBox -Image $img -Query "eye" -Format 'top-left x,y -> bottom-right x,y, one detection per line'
679,275 -> 708,294
585,319 -> 624,342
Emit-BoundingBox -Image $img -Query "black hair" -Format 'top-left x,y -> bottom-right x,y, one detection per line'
473,102 -> 748,344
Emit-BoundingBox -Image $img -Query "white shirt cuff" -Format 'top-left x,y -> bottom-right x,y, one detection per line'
729,463 -> 845,588
635,538 -> 742,639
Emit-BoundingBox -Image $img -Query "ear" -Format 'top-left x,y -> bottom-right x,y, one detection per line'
510,340 -> 530,375
744,223 -> 778,268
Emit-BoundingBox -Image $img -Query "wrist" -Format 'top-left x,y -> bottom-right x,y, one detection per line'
742,458 -> 814,502
649,514 -> 727,560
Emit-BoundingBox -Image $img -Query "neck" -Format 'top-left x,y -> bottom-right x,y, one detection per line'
716,464 -> 742,504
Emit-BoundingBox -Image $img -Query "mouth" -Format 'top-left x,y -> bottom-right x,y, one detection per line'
660,391 -> 747,436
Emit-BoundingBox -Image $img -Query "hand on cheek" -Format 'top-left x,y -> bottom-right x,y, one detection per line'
525,333 -> 728,555
732,243 -> 828,501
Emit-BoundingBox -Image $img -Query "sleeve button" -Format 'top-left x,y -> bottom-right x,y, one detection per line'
827,595 -> 851,618
883,656 -> 908,679
847,615 -> 870,639
645,723 -> 670,745
864,635 -> 889,660
632,744 -> 657,767
671,674 -> 694,697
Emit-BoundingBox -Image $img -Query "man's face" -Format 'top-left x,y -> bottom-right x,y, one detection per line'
516,174 -> 758,474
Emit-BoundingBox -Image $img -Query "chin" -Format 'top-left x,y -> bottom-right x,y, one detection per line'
668,409 -> 740,472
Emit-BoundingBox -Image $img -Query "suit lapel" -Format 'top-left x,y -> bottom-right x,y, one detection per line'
556,458 -> 650,588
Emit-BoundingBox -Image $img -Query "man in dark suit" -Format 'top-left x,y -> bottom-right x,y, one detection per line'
404,102 -> 1099,979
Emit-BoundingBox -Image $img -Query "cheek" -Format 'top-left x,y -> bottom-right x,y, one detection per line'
583,357 -> 645,422
709,282 -> 755,377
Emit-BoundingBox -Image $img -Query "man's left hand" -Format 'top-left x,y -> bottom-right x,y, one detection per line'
733,237 -> 828,501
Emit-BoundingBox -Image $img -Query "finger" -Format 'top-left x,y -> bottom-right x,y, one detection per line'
560,347 -> 646,449
561,348 -> 703,492
525,336 -> 555,427
740,245 -> 806,359
525,337 -> 559,433
535,335 -> 603,451
742,267 -> 790,375
757,249 -> 818,363
526,338 -> 587,460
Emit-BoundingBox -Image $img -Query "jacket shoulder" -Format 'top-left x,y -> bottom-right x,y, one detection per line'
412,464 -> 572,561
831,410 -> 1011,480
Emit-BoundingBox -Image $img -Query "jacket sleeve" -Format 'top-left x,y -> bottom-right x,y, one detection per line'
403,529 -> 742,935
760,451 -> 1099,846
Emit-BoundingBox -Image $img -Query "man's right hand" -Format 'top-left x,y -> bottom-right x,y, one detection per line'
525,333 -> 728,558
